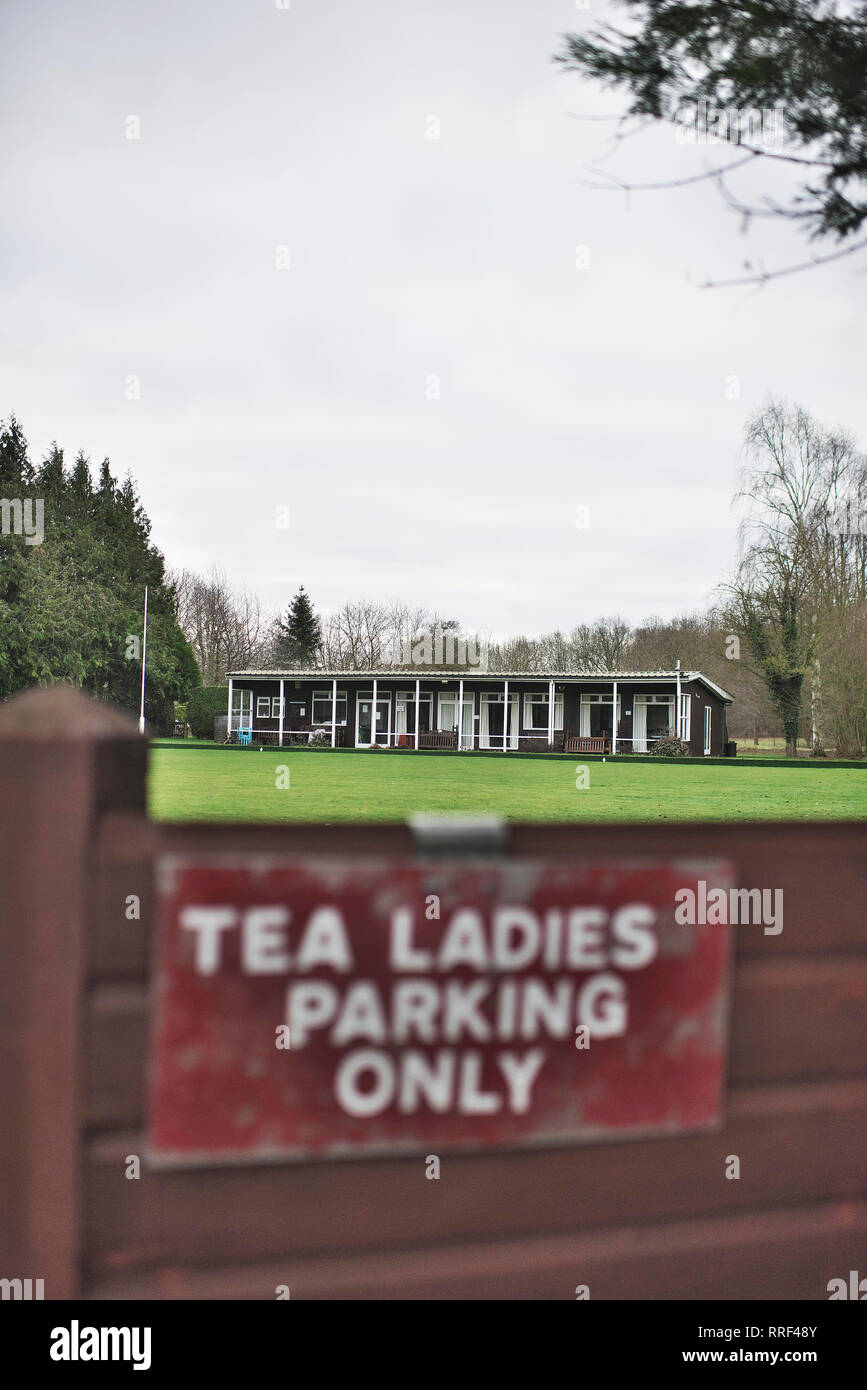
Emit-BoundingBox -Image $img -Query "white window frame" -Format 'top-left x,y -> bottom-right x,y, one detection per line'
639,695 -> 675,731
437,693 -> 473,734
522,692 -> 564,732
312,689 -> 347,726
395,690 -> 432,737
679,693 -> 691,742
256,695 -> 272,719
631,693 -> 675,751
580,694 -> 621,737
437,692 -> 458,731
396,690 -> 433,708
523,693 -> 546,730
704,705 -> 712,756
479,690 -> 519,750
231,688 -> 253,731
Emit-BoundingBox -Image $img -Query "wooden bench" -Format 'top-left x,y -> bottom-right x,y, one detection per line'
564,735 -> 610,754
418,730 -> 457,748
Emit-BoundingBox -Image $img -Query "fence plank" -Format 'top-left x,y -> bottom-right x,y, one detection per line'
82,957 -> 867,1132
731,957 -> 867,1083
0,688 -> 144,1299
82,1079 -> 867,1277
85,1199 -> 867,1301
86,818 -> 867,981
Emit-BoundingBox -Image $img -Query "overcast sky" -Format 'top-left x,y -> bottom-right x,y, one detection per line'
1,0 -> 863,638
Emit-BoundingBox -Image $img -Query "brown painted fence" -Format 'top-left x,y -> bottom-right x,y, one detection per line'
1,688 -> 865,1300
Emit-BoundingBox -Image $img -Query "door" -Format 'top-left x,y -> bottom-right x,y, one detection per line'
480,694 -> 519,749
634,696 -> 674,751
632,697 -> 647,753
437,693 -> 474,747
459,698 -> 474,750
646,701 -> 673,745
704,705 -> 712,756
231,688 -> 252,733
580,696 -> 620,741
356,695 -> 390,746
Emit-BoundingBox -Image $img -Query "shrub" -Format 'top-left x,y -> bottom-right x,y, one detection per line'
187,685 -> 229,740
308,727 -> 332,747
649,735 -> 690,757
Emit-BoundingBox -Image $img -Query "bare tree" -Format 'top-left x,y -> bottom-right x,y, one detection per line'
721,400 -> 861,755
169,566 -> 267,685
487,636 -> 543,671
319,600 -> 395,668
740,402 -> 865,595
573,617 -> 632,670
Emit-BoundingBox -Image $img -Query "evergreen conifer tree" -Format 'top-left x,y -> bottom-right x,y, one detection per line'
273,586 -> 322,666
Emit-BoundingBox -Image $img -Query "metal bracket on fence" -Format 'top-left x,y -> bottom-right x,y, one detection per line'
409,814 -> 510,855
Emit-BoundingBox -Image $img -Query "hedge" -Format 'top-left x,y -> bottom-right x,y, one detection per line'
187,685 -> 228,740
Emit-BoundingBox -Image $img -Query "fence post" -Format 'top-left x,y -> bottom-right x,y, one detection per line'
0,686 -> 146,1299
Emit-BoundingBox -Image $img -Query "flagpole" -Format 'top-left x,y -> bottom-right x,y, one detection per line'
138,585 -> 148,734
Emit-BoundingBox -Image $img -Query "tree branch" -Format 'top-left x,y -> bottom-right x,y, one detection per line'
698,235 -> 867,288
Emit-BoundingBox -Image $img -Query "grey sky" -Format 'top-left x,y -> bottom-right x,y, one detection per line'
1,0 -> 863,638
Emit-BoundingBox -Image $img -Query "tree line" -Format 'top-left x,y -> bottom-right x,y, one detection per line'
3,400 -> 864,753
0,416 -> 199,730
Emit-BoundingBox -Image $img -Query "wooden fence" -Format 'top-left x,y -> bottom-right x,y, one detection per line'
1,687 -> 865,1300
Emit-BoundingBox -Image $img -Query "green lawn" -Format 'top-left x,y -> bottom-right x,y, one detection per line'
148,747 -> 867,823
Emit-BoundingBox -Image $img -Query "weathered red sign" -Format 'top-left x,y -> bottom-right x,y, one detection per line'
148,855 -> 735,1163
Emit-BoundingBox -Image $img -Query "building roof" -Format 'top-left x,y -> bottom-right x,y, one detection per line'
226,668 -> 734,701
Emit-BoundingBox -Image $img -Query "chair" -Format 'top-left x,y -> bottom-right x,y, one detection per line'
237,728 -> 253,745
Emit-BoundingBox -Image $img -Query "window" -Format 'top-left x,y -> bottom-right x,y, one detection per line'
256,695 -> 285,720
679,693 -> 691,742
479,691 -> 519,749
580,694 -> 621,738
312,690 -> 347,725
395,691 -> 432,737
632,694 -> 675,752
231,688 -> 252,730
438,694 -> 454,730
523,692 -> 564,731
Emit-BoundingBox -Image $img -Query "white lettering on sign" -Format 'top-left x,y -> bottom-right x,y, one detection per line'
181,904 -> 354,974
334,1048 -> 548,1117
177,901 -> 659,1117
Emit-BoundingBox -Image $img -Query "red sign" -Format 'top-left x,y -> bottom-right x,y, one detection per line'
148,855 -> 735,1163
